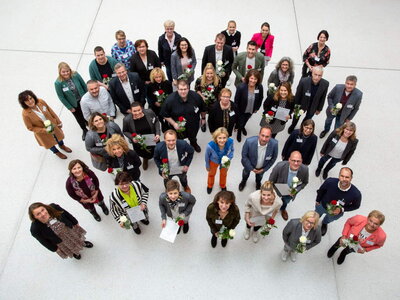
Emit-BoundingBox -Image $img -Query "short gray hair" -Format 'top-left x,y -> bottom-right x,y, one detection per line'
164,20 -> 175,28
114,63 -> 126,71
346,75 -> 357,83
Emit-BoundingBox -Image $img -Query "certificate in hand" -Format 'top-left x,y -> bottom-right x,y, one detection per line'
142,134 -> 157,146
274,183 -> 291,196
160,218 -> 179,243
250,215 -> 266,226
126,206 -> 146,223
274,107 -> 290,121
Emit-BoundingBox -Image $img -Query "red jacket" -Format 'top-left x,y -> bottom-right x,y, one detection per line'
251,33 -> 274,58
342,215 -> 386,252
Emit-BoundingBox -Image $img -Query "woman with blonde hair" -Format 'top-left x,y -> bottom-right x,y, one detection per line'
105,134 -> 141,181
205,127 -> 234,194
282,211 -> 321,262
244,181 -> 282,243
208,88 -> 237,136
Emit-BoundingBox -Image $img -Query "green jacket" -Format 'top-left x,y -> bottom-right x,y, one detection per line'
88,56 -> 118,81
54,72 -> 87,110
206,203 -> 241,234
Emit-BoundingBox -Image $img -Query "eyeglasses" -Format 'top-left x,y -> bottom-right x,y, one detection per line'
304,220 -> 315,226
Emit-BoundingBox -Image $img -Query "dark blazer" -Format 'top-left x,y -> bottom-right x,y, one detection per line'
241,136 -> 278,173
159,191 -> 196,220
269,161 -> 309,197
129,50 -> 161,82
107,150 -> 142,181
146,80 -> 173,111
30,203 -> 78,252
234,83 -> 264,114
122,109 -> 161,141
281,129 -> 317,165
158,31 -> 182,67
201,44 -> 234,75
320,132 -> 358,164
326,84 -> 363,123
294,77 -> 329,115
153,140 -> 194,175
206,202 -> 241,234
262,94 -> 295,126
208,101 -> 238,136
283,218 -> 321,250
221,30 -> 241,53
109,72 -> 145,113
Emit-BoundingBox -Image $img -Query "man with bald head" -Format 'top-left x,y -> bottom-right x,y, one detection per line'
269,151 -> 309,220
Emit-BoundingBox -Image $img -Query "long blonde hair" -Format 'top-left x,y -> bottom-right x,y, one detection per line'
201,63 -> 219,87
57,62 -> 76,81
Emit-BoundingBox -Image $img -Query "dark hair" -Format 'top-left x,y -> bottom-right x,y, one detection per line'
68,159 -> 91,177
134,39 -> 149,49
176,37 -> 193,58
259,125 -> 272,134
18,90 -> 38,109
300,119 -> 315,135
88,112 -> 108,131
340,167 -> 353,177
94,46 -> 104,53
115,172 -> 132,185
177,79 -> 189,88
166,179 -> 180,192
247,40 -> 258,48
346,75 -> 357,83
86,79 -> 98,85
28,202 -> 62,222
317,30 -> 329,41
130,101 -> 142,109
213,191 -> 236,208
261,22 -> 270,29
244,69 -> 261,84
215,33 -> 226,41
273,82 -> 294,102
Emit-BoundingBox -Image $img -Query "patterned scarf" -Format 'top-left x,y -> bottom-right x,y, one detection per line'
166,194 -> 183,209
70,174 -> 96,199
278,69 -> 290,83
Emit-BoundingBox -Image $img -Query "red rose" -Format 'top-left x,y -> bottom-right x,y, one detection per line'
352,235 -> 359,242
102,113 -> 107,116
100,134 -> 107,139
162,158 -> 168,164
267,111 -> 274,116
268,218 -> 275,225
177,219 -> 185,226
247,65 -> 252,69
107,168 -> 113,173
207,86 -> 212,91
131,133 -> 137,137
178,116 -> 184,122
331,200 -> 338,205
102,74 -> 108,78
187,64 -> 193,69
158,89 -> 164,95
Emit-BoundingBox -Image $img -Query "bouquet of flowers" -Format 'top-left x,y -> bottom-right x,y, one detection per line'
107,167 -> 123,176
176,116 -> 186,133
202,85 -> 216,106
221,155 -> 231,168
178,64 -> 194,80
154,89 -> 168,105
331,103 -> 343,116
293,104 -> 304,119
289,176 -> 301,195
268,83 -> 277,94
43,120 -> 54,134
216,60 -> 229,78
119,215 -> 131,229
100,133 -> 108,146
131,133 -> 150,153
295,236 -> 307,253
341,234 -> 359,250
175,216 -> 185,227
262,111 -> 274,124
102,74 -> 111,85
161,158 -> 169,177
217,225 -> 235,240
260,218 -> 277,236
326,200 -> 343,216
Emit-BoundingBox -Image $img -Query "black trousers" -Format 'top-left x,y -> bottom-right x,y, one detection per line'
72,102 -> 88,131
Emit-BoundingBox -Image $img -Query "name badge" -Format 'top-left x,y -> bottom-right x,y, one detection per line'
338,200 -> 345,206
112,73 -> 117,78
42,106 -> 47,112
314,56 -> 320,62
305,92 -> 311,97
62,87 -> 69,92
232,41 -> 236,46
134,89 -> 139,94
296,138 -> 303,143
347,104 -> 353,109
127,165 -> 134,170
188,59 -> 192,63
152,117 -> 156,123
178,203 -> 185,208
172,45 -> 177,51
122,53 -> 128,59
271,107 -> 277,112
229,111 -> 235,116
95,142 -> 103,147
332,138 -> 338,143
306,240 -> 311,244
265,156 -> 272,160
215,219 -> 223,225
194,106 -> 199,113
148,65 -> 154,70
366,241 -> 374,246
49,219 -> 57,225
260,49 -> 265,54
254,89 -> 259,94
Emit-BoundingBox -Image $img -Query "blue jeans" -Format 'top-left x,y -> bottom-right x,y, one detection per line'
49,135 -> 64,153
242,168 -> 265,185
324,113 -> 342,132
280,195 -> 293,211
315,203 -> 343,224
317,155 -> 342,174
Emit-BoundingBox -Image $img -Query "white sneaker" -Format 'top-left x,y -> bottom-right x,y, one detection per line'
252,231 -> 259,243
244,227 -> 250,240
281,250 -> 289,262
290,251 -> 297,262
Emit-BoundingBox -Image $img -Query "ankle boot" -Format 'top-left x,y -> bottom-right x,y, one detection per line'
90,210 -> 101,222
99,203 -> 109,215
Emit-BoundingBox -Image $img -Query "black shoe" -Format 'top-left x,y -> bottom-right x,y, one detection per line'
319,130 -> 327,138
237,131 -> 242,142
177,226 -> 182,234
238,180 -> 246,191
322,170 -> 329,180
315,168 -> 321,177
140,219 -> 150,225
327,244 -> 339,258
90,211 -> 101,222
211,235 -> 217,248
82,130 -> 88,141
221,187 -> 227,191
221,239 -> 228,247
207,187 -> 212,194
73,254 -> 81,260
288,126 -> 294,134
321,223 -> 328,236
133,226 -> 141,234
183,223 -> 189,234
84,241 -> 93,248
201,123 -> 206,132
256,182 -> 261,190
337,249 -> 349,265
192,143 -> 201,153
242,128 -> 247,136
100,204 -> 109,215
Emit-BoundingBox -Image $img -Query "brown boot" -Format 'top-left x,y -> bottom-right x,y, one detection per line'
55,151 -> 67,159
142,158 -> 148,170
60,145 -> 72,153
281,210 -> 288,221
184,186 -> 191,193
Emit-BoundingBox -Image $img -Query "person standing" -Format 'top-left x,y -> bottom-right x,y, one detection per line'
251,22 -> 275,66
221,20 -> 241,56
302,30 -> 331,77
158,20 -> 182,81
89,46 -> 118,89
111,30 -> 136,69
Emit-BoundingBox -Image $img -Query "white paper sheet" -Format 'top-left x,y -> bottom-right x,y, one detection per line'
160,218 -> 179,243
250,215 -> 266,226
274,107 -> 290,121
274,183 -> 291,196
141,134 -> 157,146
126,206 -> 146,223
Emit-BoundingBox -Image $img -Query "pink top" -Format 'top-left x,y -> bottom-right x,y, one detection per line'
251,33 -> 275,58
342,215 -> 386,252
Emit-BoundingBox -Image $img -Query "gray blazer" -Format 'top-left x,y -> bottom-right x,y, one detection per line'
85,122 -> 122,171
170,50 -> 197,83
122,109 -> 161,142
268,161 -> 309,197
326,84 -> 363,123
232,52 -> 265,86
282,218 -> 321,250
159,191 -> 196,220
267,69 -> 294,87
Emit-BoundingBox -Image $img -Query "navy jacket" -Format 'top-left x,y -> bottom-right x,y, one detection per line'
153,140 -> 194,175
241,136 -> 278,173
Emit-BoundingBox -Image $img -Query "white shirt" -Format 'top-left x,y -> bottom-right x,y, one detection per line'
120,78 -> 134,104
329,139 -> 347,159
215,49 -> 223,63
245,56 -> 256,71
165,33 -> 176,50
80,86 -> 116,120
256,141 -> 268,169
